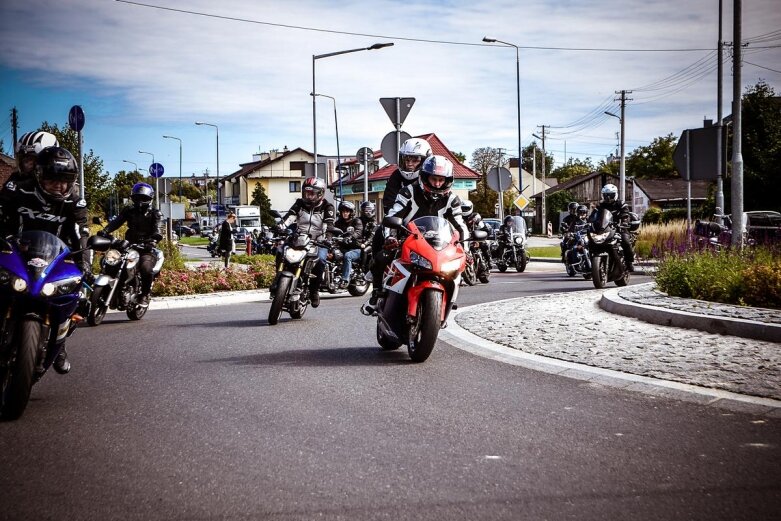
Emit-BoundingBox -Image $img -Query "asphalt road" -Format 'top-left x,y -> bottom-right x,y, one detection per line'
1,265 -> 779,520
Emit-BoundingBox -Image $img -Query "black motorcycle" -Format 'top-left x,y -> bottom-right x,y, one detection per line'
321,235 -> 371,297
562,222 -> 592,279
267,231 -> 324,325
87,236 -> 163,325
587,208 -> 637,288
206,234 -> 220,258
463,239 -> 490,285
493,216 -> 530,273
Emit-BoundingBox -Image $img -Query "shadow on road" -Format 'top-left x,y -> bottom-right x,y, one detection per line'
203,346 -> 412,367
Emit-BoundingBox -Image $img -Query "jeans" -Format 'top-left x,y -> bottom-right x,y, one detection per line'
342,249 -> 361,280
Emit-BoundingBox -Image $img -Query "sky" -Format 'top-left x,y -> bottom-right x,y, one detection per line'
1,0 -> 779,183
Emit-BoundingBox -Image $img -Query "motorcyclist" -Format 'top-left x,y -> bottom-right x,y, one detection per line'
462,200 -> 492,269
100,182 -> 164,306
495,215 -> 516,262
6,131 -> 60,185
591,183 -> 636,272
358,201 -> 377,274
277,177 -> 336,308
560,202 -> 580,261
0,146 -> 89,375
332,201 -> 363,290
367,138 -> 432,295
363,155 -> 468,314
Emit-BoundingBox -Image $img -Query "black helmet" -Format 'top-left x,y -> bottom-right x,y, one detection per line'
576,205 -> 588,218
568,202 -> 578,214
131,182 -> 155,210
36,146 -> 78,202
360,201 -> 376,218
503,215 -> 514,226
302,177 -> 326,208
338,200 -> 355,217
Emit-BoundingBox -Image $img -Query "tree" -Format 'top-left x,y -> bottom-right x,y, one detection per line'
39,121 -> 111,213
740,80 -> 781,212
551,157 -> 594,183
452,151 -> 467,163
250,182 -> 275,226
168,180 -> 202,201
626,134 -> 677,179
468,147 -> 505,217
521,143 -> 554,178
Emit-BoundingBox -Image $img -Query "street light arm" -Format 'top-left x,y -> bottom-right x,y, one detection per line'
604,110 -> 621,121
314,42 -> 393,60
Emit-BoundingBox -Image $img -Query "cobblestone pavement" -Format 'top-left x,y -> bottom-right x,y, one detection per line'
454,285 -> 781,402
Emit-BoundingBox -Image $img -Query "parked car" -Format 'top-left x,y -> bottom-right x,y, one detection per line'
233,227 -> 250,243
200,226 -> 215,238
173,224 -> 195,237
745,211 -> 781,244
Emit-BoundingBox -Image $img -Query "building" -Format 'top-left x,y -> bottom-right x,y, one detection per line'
0,153 -> 15,186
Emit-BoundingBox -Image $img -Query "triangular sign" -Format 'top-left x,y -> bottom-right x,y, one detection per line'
379,97 -> 415,127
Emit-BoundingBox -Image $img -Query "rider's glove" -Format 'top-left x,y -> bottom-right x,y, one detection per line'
383,237 -> 399,250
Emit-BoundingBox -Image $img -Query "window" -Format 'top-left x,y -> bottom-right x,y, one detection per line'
289,181 -> 301,192
290,161 -> 306,177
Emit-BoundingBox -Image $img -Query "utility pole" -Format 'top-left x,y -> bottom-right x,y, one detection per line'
716,0 -> 725,223
11,107 -> 18,146
534,126 -> 548,233
615,89 -> 632,203
731,0 -> 744,247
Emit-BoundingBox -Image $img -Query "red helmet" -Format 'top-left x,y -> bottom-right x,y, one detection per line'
302,177 -> 326,208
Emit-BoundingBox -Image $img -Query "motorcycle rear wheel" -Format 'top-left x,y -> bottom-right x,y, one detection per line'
127,299 -> 148,321
407,290 -> 442,363
463,264 -> 476,286
348,279 -> 370,296
268,275 -> 291,325
591,256 -> 608,289
0,319 -> 40,420
88,285 -> 109,326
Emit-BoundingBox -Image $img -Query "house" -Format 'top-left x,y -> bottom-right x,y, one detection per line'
507,157 -> 554,199
330,133 -> 481,216
0,152 -> 15,186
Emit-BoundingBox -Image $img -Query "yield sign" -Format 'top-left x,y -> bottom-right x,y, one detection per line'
379,97 -> 415,127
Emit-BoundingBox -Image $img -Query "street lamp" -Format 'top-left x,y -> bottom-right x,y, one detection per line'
312,42 -> 393,179
138,150 -> 158,208
605,110 -> 626,202
311,93 -> 341,198
122,159 -> 138,173
162,135 -> 182,200
482,37 -> 524,197
195,121 -> 220,224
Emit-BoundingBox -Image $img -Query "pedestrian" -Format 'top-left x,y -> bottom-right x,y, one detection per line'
219,212 -> 237,268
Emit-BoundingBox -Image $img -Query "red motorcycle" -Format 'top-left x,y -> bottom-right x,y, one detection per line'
375,215 -> 486,362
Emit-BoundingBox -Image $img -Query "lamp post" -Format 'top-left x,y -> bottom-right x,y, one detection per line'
312,42 -> 393,180
195,121 -> 220,224
311,93 -> 342,199
605,110 -> 626,203
482,37 -> 523,200
138,150 -> 158,208
162,135 -> 182,200
122,159 -> 138,173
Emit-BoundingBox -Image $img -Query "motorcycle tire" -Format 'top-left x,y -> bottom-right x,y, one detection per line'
376,322 -> 401,351
478,268 -> 490,284
497,263 -> 507,273
127,298 -> 148,321
0,319 -> 40,420
348,280 -> 370,297
88,285 -> 109,326
268,275 -> 292,325
591,256 -> 608,289
566,265 -> 576,277
407,290 -> 442,363
516,252 -> 528,273
615,266 -> 630,287
463,265 -> 476,286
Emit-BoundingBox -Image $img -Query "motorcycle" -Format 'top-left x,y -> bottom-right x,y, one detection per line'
267,230 -> 324,325
206,234 -> 220,258
587,208 -> 638,288
321,235 -> 371,297
494,216 -> 530,273
87,236 -> 164,326
374,215 -> 487,363
0,231 -> 94,420
562,222 -> 592,279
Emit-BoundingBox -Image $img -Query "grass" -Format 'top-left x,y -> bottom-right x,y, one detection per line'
528,246 -> 560,258
179,236 -> 209,246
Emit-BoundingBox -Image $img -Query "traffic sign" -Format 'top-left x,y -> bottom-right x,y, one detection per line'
356,147 -> 373,162
486,166 -> 512,192
68,105 -> 85,132
380,131 -> 411,165
379,97 -> 415,127
673,127 -> 720,181
149,163 -> 165,178
513,194 -> 530,210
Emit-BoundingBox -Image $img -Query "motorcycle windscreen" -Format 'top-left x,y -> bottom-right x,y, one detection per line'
590,208 -> 613,233
15,230 -> 67,276
408,216 -> 456,251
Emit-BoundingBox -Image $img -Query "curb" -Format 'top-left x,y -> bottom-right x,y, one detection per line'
599,286 -> 781,343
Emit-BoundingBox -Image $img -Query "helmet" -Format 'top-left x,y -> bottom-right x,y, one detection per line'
601,184 -> 618,203
15,131 -> 59,174
36,147 -> 77,202
360,201 -> 376,218
418,155 -> 454,200
503,215 -> 514,226
461,200 -> 474,219
576,205 -> 589,218
301,177 -> 326,208
131,182 -> 155,210
338,200 -> 355,216
568,202 -> 578,214
398,138 -> 432,181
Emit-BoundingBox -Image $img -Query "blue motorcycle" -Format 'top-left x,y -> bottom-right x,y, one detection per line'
0,231 -> 104,420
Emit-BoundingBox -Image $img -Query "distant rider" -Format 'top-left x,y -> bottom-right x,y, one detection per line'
461,200 -> 492,269
358,201 -> 377,272
560,201 -> 579,261
5,131 -> 60,186
100,182 -> 164,306
591,183 -> 636,272
495,215 -> 516,262
333,201 -> 363,289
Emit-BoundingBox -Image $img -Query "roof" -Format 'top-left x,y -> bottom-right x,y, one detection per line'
223,147 -> 310,181
634,178 -> 711,200
335,133 -> 480,188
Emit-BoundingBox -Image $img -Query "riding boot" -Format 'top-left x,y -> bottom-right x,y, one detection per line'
309,285 -> 320,308
53,346 -> 71,375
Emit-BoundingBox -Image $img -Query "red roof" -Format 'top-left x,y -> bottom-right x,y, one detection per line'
336,133 -> 480,187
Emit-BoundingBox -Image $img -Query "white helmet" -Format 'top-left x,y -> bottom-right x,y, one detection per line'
601,183 -> 618,203
15,131 -> 60,174
398,138 -> 432,181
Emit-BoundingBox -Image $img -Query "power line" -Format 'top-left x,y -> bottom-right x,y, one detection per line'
745,60 -> 781,74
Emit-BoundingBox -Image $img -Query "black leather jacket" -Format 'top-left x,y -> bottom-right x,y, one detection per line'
382,168 -> 418,216
333,216 -> 363,249
103,205 -> 163,247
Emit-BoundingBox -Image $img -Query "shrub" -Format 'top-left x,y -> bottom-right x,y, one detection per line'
642,207 -> 662,224
742,262 -> 781,308
153,265 -> 257,297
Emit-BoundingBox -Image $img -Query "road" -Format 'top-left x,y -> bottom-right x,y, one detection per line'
1,262 -> 779,520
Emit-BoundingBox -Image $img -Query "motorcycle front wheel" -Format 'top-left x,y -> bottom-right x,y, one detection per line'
463,264 -> 476,286
127,299 -> 148,321
591,256 -> 608,289
0,319 -> 40,420
88,285 -> 109,326
516,250 -> 528,273
268,275 -> 292,325
407,290 -> 442,363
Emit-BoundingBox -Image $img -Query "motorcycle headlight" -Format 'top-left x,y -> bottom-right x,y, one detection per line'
125,249 -> 140,269
589,231 -> 610,244
104,249 -> 122,266
514,236 -> 523,245
12,276 -> 27,293
41,276 -> 82,297
410,251 -> 432,270
441,258 -> 463,274
284,248 -> 307,264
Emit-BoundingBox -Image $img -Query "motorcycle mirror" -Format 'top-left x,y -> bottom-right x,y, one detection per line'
382,216 -> 403,229
472,229 -> 488,241
87,234 -> 112,252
